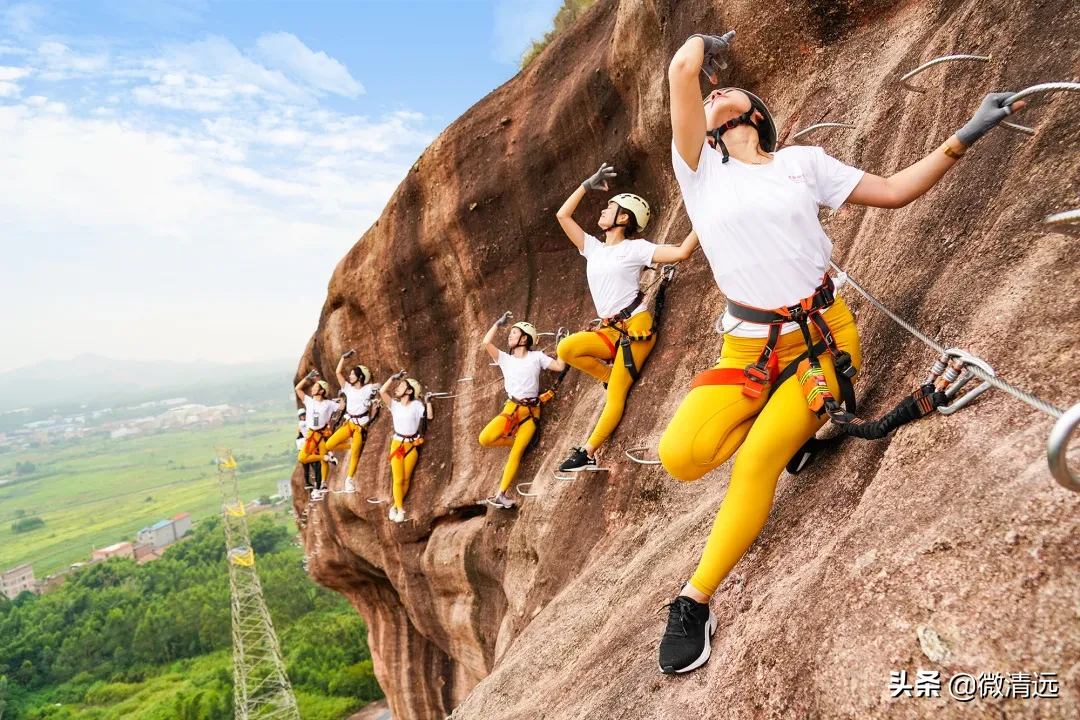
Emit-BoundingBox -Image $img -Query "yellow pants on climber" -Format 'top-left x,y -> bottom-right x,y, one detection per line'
658,298 -> 861,597
557,310 -> 657,448
326,420 -> 368,479
479,400 -> 541,492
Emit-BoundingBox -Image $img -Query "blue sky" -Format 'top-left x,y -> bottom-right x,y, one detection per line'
0,0 -> 564,372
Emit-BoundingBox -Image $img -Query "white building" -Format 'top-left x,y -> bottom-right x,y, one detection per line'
1,563 -> 36,599
277,479 -> 293,500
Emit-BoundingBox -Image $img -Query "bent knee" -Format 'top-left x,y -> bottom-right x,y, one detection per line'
658,428 -> 709,483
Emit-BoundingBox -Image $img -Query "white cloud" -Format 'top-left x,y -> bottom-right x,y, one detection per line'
491,0 -> 562,65
0,29 -> 430,371
4,2 -> 45,34
0,65 -> 30,81
254,32 -> 363,98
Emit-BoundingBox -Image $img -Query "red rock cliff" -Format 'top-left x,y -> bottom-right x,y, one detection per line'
294,0 -> 1080,717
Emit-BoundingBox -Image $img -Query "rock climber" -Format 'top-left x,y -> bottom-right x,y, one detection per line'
325,350 -> 379,494
656,31 -> 1027,674
478,312 -> 568,508
295,408 -> 307,451
379,370 -> 433,523
554,165 -> 699,472
294,369 -> 340,500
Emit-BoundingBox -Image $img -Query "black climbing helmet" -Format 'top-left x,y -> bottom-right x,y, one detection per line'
708,88 -> 778,162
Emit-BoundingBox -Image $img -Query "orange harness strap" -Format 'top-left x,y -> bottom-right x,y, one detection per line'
388,437 -> 424,461
593,330 -> 617,357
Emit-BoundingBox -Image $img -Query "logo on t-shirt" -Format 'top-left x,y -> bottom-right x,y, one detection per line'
788,174 -> 806,184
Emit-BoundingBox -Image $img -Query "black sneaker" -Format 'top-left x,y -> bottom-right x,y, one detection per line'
785,436 -> 843,475
558,447 -> 596,472
658,595 -> 717,674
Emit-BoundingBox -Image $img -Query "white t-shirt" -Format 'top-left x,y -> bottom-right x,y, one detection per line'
672,139 -> 864,337
497,350 -> 554,400
303,395 -> 339,431
390,399 -> 426,438
579,233 -> 657,319
341,382 -> 378,423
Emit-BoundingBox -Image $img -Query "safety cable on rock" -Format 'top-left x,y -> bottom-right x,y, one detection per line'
831,261 -> 1079,492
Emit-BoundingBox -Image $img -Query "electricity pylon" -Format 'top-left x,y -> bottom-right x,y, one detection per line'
215,446 -> 301,720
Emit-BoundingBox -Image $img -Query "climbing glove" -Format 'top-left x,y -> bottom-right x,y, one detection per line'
303,370 -> 318,382
582,163 -> 617,191
342,349 -> 356,359
391,369 -> 407,381
496,311 -> 512,327
956,92 -> 1022,147
691,30 -> 735,81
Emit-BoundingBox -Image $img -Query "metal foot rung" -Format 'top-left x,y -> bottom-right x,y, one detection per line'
517,482 -> 539,497
552,467 -> 610,482
366,497 -> 386,504
625,446 -> 662,465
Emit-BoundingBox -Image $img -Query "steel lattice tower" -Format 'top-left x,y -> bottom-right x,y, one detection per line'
215,447 -> 301,720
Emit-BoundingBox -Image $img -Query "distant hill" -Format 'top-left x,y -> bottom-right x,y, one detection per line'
0,354 -> 296,411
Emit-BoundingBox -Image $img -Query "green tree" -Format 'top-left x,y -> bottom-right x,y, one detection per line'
0,674 -> 9,720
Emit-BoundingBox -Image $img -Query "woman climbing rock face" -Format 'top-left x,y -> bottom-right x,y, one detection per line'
478,313 -> 567,509
379,370 -> 433,523
553,165 -> 699,473
656,31 -> 1027,676
325,351 -> 379,494
294,371 -> 340,500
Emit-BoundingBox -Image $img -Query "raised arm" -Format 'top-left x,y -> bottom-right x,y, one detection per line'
651,229 -> 700,264
556,163 -> 617,250
379,370 -> 405,406
295,370 -> 316,401
482,312 -> 512,363
334,350 -> 354,387
847,93 -> 1026,209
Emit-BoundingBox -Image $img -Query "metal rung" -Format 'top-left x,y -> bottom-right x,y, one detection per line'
1048,402 -> 1080,493
625,447 -> 662,465
791,122 -> 856,140
517,482 -> 539,497
900,54 -> 991,93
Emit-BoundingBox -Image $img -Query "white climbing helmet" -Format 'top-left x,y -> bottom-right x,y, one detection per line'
609,193 -> 651,232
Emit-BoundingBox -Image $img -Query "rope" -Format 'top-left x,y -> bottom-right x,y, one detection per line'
831,261 -> 1064,419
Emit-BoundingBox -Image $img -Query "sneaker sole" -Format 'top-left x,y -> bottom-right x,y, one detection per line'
659,611 -> 717,675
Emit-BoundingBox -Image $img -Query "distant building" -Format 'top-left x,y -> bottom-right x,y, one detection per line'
92,541 -> 135,562
2,563 -> 36,599
138,519 -> 176,549
277,479 -> 293,500
171,512 -> 192,538
133,542 -> 155,563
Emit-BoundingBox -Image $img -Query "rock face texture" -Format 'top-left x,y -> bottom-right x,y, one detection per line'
293,0 -> 1080,717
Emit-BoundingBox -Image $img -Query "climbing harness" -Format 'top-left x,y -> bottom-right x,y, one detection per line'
388,431 -> 424,461
791,122 -> 856,141
690,272 -> 957,442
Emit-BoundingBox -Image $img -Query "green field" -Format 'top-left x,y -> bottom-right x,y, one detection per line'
0,405 -> 298,577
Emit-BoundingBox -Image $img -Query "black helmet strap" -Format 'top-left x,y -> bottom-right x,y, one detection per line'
709,109 -> 760,164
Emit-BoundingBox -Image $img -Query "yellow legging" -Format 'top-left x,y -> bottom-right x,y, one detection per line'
557,310 -> 657,448
658,298 -> 862,597
478,401 -> 540,492
388,438 -> 421,510
326,420 -> 368,478
297,429 -> 332,487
